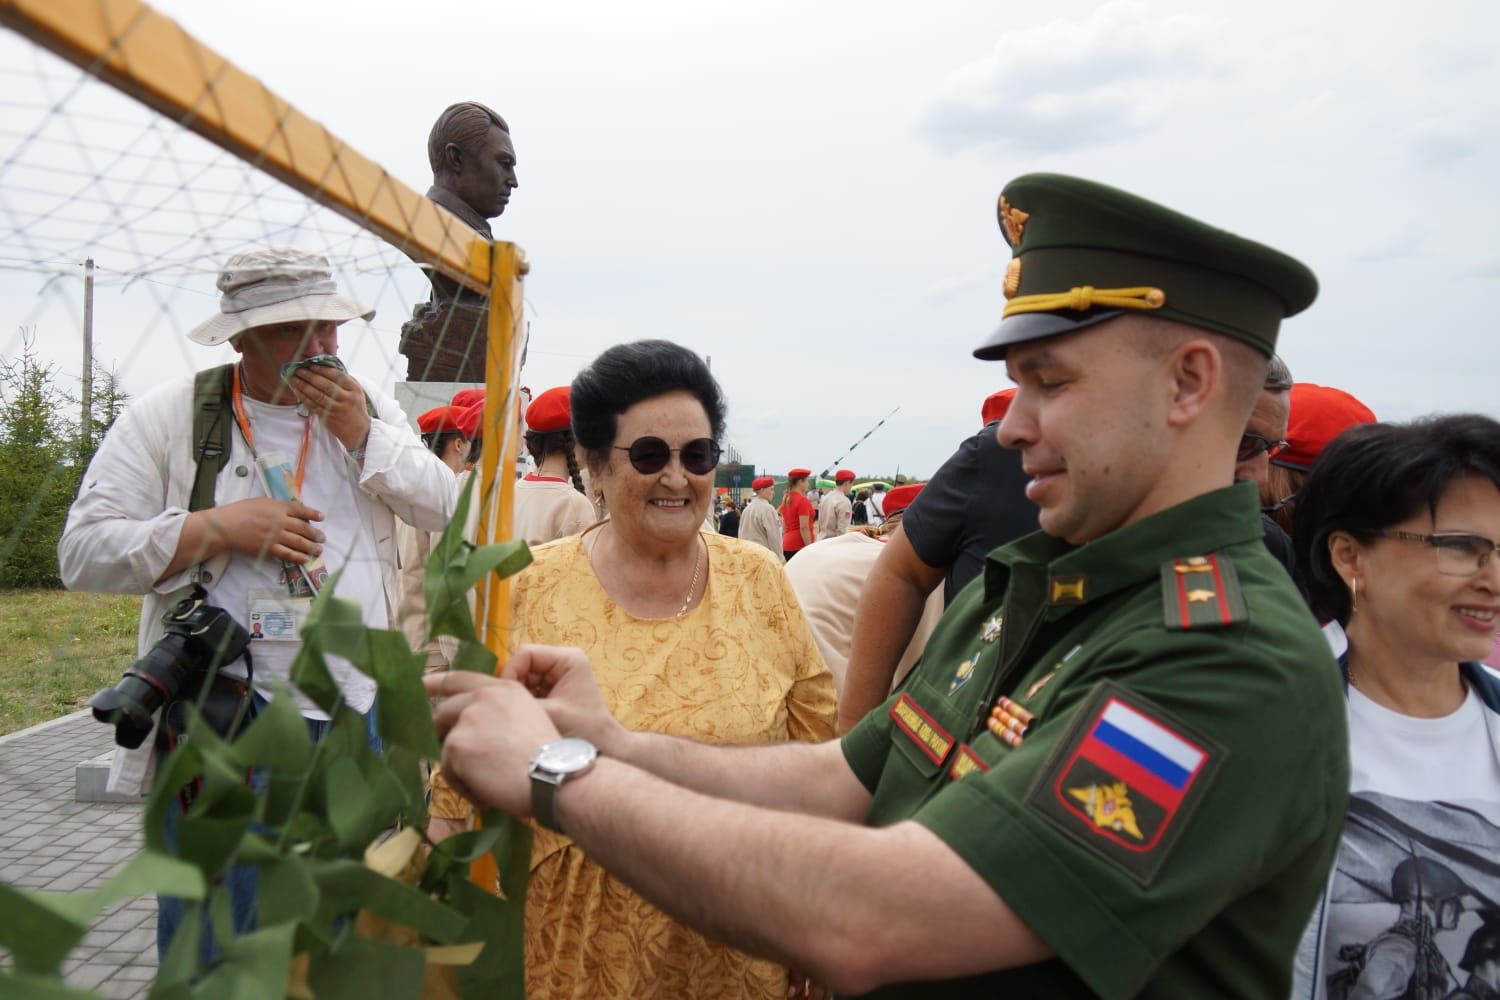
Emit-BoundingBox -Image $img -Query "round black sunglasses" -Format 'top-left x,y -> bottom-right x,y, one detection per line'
613,436 -> 722,476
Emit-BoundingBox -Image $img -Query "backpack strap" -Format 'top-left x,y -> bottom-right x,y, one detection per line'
190,364 -> 235,513
190,363 -> 379,510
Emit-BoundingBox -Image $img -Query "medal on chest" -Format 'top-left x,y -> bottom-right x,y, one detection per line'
949,614 -> 1003,695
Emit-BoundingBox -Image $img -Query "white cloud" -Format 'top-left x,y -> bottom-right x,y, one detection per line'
918,1 -> 1226,154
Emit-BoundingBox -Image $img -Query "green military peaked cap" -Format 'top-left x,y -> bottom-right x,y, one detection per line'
973,173 -> 1318,360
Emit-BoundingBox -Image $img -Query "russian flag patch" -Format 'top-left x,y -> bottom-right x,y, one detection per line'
1025,682 -> 1224,885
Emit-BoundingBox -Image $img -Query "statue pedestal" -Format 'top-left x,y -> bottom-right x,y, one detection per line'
398,280 -> 489,383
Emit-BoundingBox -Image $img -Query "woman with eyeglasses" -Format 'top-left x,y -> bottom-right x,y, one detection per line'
433,340 -> 835,999
1289,414 -> 1500,1000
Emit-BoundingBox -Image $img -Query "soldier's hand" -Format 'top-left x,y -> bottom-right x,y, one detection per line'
503,644 -> 628,755
427,673 -> 560,817
292,365 -> 370,453
207,497 -> 324,563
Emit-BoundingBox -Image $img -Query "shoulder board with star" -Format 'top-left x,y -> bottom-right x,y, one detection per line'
1159,554 -> 1247,631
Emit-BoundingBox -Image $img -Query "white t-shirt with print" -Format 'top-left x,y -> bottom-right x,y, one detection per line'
210,396 -> 384,718
1292,677 -> 1500,999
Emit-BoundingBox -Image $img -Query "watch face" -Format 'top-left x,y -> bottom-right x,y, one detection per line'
537,737 -> 597,774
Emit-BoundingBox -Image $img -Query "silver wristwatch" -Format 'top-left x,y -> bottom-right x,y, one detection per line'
528,737 -> 599,832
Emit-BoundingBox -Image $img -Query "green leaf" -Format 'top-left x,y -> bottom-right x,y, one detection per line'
383,746 -> 427,829
365,632 -> 440,759
230,685 -> 314,775
154,901 -> 204,991
145,743 -> 205,854
0,882 -> 86,975
448,637 -> 498,676
192,921 -> 296,1000
489,813 -> 533,908
305,935 -> 425,1000
257,857 -> 320,928
287,645 -> 342,716
0,847 -> 208,974
307,859 -> 468,943
175,813 -> 253,878
426,475 -> 532,644
321,755 -> 371,850
447,877 -> 527,996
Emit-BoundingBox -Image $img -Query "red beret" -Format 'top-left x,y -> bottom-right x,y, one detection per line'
450,388 -> 485,409
454,401 -> 483,439
883,483 -> 925,516
981,389 -> 1017,425
417,405 -> 472,436
834,469 -> 856,483
1272,383 -> 1377,472
525,386 -> 572,434
751,476 -> 774,490
787,467 -> 812,479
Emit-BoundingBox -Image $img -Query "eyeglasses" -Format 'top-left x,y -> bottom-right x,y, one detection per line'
1236,433 -> 1289,463
613,436 -> 722,476
1374,530 -> 1498,577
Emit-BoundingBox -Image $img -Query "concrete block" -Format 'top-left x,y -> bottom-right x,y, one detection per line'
75,752 -> 143,804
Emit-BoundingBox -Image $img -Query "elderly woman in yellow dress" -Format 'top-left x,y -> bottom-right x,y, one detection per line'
433,339 -> 835,999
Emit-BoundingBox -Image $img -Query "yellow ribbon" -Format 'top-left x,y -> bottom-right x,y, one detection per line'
1003,285 -> 1166,317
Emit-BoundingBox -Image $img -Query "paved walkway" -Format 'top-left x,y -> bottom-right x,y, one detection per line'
0,711 -> 155,997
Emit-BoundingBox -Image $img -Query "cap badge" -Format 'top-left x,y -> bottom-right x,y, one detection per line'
1003,258 -> 1022,300
998,196 -> 1031,246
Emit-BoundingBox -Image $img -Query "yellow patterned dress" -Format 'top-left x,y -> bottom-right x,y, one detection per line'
514,527 -> 836,999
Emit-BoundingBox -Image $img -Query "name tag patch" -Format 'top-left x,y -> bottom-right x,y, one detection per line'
1025,682 -> 1223,885
890,693 -> 954,766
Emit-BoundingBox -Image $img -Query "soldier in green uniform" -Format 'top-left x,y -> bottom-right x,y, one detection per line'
428,174 -> 1350,999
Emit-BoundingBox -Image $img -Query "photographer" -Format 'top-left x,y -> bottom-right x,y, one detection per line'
58,246 -> 456,957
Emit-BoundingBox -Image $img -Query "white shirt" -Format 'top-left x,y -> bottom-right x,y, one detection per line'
60,371 -> 455,794
1292,679 -> 1500,999
783,532 -> 943,698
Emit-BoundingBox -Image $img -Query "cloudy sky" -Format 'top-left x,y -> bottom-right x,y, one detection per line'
3,0 -> 1496,478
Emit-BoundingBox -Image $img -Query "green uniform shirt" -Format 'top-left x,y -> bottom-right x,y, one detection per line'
842,482 -> 1349,999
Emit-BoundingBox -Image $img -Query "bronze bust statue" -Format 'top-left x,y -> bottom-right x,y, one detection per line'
399,102 -> 518,382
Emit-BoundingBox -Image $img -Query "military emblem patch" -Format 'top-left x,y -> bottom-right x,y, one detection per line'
1025,682 -> 1223,885
980,615 -> 1003,643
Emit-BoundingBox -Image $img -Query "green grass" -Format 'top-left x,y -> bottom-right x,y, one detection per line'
0,589 -> 140,736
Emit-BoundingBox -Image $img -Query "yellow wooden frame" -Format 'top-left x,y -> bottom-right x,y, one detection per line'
2,0 -> 527,679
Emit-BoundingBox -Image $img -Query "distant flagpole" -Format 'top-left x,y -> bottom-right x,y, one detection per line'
820,405 -> 900,478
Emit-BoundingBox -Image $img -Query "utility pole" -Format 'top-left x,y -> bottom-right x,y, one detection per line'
81,257 -> 94,447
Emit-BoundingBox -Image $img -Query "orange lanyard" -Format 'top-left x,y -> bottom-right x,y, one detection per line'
231,365 -> 311,496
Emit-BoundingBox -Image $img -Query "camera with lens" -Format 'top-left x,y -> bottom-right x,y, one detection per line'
88,586 -> 252,749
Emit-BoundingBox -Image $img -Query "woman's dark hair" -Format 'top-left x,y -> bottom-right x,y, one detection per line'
421,430 -> 466,459
524,428 -> 586,495
1293,414 -> 1500,624
570,340 -> 727,467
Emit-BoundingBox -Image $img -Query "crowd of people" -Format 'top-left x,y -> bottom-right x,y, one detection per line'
58,170 -> 1500,998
